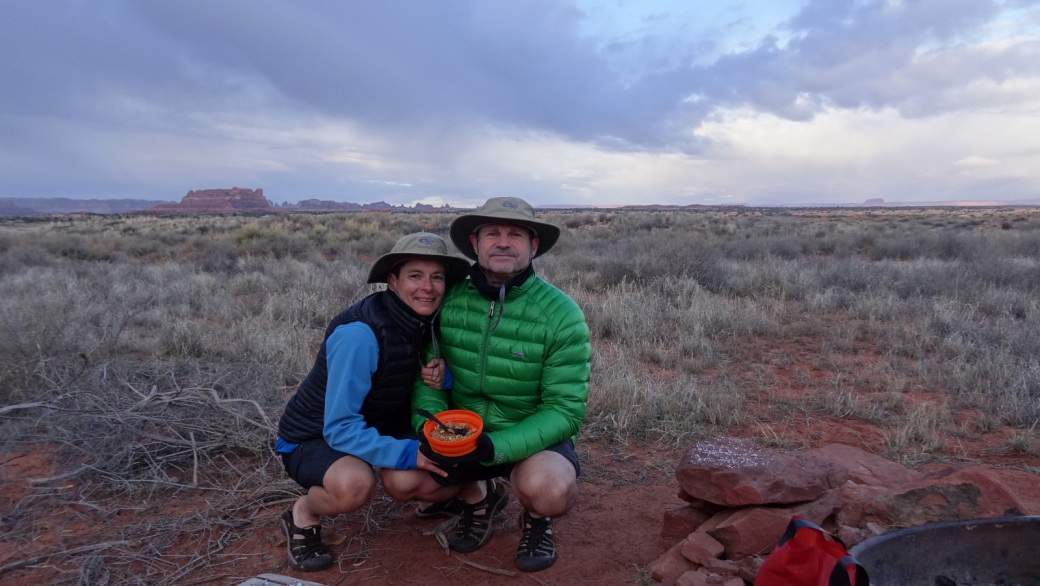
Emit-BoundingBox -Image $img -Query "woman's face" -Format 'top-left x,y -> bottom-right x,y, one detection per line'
386,258 -> 447,316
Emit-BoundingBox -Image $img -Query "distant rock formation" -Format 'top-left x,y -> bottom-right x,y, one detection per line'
0,200 -> 42,217
0,198 -> 175,216
275,200 -> 451,212
862,198 -> 886,206
146,188 -> 273,214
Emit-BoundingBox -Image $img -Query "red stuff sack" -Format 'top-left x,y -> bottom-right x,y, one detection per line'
755,516 -> 869,586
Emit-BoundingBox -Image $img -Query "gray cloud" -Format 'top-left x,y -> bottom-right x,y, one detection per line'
5,0 -> 1035,143
1,0 -> 1038,201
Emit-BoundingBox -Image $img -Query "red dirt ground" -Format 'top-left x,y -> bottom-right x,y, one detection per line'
2,434 -> 1038,586
4,329 -> 1040,585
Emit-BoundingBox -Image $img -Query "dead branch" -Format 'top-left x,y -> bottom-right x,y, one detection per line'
0,540 -> 140,575
27,465 -> 90,484
457,556 -> 516,577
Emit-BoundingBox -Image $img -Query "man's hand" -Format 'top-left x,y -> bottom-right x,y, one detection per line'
422,434 -> 494,468
421,358 -> 445,389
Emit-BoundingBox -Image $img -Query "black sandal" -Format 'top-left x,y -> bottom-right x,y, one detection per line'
515,510 -> 556,573
447,480 -> 510,553
280,508 -> 333,572
415,496 -> 466,520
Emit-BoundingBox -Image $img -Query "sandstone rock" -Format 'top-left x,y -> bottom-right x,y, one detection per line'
707,490 -> 843,558
809,443 -> 922,487
676,570 -> 716,586
737,556 -> 765,583
676,438 -> 849,506
836,525 -> 871,548
651,542 -> 701,586
834,480 -> 888,528
664,505 -> 714,539
678,489 -> 727,515
865,522 -> 886,536
147,187 -> 272,214
702,558 -> 740,576
863,466 -> 1030,527
696,509 -> 740,535
680,532 -> 725,564
722,577 -> 745,586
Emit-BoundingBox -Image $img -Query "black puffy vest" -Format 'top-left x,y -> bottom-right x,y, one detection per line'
277,291 -> 432,444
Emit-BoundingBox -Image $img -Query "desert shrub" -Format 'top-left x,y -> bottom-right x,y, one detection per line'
3,207 -> 1040,512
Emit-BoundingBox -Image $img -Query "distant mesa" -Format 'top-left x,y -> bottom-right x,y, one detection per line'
275,199 -> 448,212
145,187 -> 272,214
862,198 -> 886,206
0,200 -> 41,217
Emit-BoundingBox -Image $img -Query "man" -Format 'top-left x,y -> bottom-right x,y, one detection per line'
382,197 -> 591,573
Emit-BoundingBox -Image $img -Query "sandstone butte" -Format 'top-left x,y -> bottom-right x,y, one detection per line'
145,187 -> 272,214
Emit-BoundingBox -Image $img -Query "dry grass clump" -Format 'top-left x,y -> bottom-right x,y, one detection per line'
2,207 -> 1040,580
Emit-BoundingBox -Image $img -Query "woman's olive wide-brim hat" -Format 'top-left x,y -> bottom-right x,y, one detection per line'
367,232 -> 471,284
449,197 -> 561,260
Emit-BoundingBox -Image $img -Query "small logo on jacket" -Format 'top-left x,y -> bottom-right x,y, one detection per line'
511,350 -> 525,358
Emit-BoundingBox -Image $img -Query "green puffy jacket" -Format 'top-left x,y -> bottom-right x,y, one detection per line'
411,274 -> 591,464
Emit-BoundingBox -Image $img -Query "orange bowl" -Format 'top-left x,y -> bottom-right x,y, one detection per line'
423,409 -> 483,457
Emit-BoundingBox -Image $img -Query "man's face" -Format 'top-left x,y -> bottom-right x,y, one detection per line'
469,223 -> 540,283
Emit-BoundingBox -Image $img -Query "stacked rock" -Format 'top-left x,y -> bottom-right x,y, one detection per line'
649,439 -> 1032,586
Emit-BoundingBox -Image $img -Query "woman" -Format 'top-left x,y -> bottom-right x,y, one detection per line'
275,232 -> 469,572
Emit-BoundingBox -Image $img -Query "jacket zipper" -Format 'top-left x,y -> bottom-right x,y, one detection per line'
478,300 -> 495,422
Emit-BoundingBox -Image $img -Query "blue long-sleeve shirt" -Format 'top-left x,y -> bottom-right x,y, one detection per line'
277,322 -> 419,469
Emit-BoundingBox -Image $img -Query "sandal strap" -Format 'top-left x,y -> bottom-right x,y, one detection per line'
286,517 -> 329,560
518,512 -> 554,556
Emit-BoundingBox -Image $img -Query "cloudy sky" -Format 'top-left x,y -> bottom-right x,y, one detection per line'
2,0 -> 1039,206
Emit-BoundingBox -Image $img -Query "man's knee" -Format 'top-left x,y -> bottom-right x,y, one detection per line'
511,451 -> 578,514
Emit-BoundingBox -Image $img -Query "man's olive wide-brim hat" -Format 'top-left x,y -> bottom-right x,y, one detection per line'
449,197 -> 561,260
367,232 -> 471,284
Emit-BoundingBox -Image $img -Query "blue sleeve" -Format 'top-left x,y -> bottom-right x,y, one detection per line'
441,362 -> 454,390
323,323 -> 419,470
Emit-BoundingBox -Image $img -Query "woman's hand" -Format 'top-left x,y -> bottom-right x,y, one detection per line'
421,358 -> 445,389
416,447 -> 448,477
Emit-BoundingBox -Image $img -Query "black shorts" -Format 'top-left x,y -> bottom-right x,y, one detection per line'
280,437 -> 358,490
280,430 -> 421,490
444,438 -> 581,484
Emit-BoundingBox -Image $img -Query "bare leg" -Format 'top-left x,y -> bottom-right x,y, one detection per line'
293,455 -> 377,527
457,480 -> 487,504
381,469 -> 460,503
510,450 -> 578,518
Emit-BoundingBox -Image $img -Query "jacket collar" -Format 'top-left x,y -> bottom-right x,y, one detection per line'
468,262 -> 534,301
381,289 -> 435,344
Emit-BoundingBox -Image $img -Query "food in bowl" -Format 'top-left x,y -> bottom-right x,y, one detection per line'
428,422 -> 477,442
423,410 -> 484,456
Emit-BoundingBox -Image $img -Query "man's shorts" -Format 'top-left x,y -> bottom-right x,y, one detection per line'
280,437 -> 357,490
442,438 -> 581,484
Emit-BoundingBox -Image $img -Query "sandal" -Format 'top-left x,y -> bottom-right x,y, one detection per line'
280,508 -> 333,572
447,479 -> 510,553
515,510 -> 556,572
415,496 -> 466,520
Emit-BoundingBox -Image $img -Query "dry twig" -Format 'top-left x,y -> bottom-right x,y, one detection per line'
0,540 -> 140,575
457,556 -> 516,577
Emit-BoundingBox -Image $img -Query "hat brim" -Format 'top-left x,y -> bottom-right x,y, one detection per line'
367,253 -> 471,284
449,215 -> 560,260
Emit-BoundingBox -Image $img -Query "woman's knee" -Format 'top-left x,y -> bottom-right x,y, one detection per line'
382,469 -> 437,502
321,458 -> 377,510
